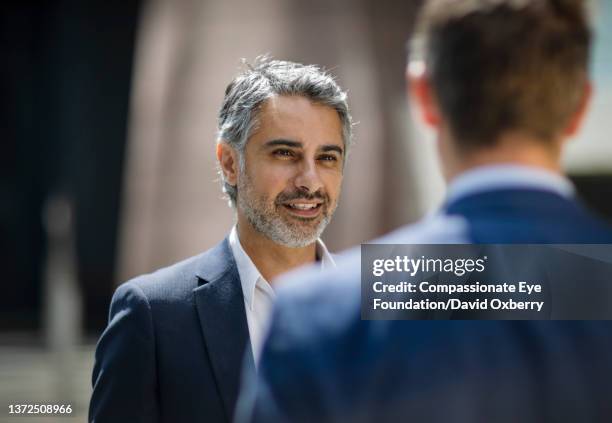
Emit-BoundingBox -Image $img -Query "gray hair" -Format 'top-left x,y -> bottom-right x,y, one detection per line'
217,57 -> 353,207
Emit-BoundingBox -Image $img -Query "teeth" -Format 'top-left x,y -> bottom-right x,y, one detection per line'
288,203 -> 318,210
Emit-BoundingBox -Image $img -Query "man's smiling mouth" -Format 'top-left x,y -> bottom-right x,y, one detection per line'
282,201 -> 323,218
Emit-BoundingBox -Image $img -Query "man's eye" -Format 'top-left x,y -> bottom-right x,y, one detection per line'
273,149 -> 295,158
319,154 -> 338,162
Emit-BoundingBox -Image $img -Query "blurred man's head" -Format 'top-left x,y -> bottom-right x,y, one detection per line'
408,0 -> 592,179
216,59 -> 352,248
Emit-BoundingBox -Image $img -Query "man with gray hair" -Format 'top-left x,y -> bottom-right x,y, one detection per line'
89,58 -> 352,423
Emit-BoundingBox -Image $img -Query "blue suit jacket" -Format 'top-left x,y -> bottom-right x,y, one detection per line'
236,188 -> 612,423
90,238 -> 254,423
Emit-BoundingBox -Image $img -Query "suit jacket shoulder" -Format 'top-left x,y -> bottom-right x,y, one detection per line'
124,240 -> 234,302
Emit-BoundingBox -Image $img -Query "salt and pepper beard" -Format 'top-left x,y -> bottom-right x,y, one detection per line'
236,170 -> 335,248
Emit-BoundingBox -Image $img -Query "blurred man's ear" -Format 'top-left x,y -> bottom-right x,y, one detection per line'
564,80 -> 593,138
406,63 -> 441,129
216,142 -> 239,186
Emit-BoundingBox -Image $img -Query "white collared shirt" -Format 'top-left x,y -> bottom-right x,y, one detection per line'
228,226 -> 335,366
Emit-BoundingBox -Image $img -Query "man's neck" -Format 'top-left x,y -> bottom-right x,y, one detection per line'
444,132 -> 564,182
235,217 -> 317,284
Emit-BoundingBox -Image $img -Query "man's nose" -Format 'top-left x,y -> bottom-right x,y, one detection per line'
294,159 -> 323,193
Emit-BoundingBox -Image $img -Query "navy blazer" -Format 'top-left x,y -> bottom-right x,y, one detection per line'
90,238 -> 255,423
236,188 -> 612,423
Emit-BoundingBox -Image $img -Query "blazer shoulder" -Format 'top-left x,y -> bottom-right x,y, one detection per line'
117,237 -> 235,305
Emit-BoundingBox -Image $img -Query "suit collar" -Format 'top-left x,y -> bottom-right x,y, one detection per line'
194,237 -> 235,283
193,238 -> 255,422
228,227 -> 267,312
445,165 -> 575,207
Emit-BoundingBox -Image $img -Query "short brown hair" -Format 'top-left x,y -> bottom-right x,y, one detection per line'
411,0 -> 591,149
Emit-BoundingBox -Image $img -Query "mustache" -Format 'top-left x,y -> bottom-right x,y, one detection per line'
275,189 -> 328,204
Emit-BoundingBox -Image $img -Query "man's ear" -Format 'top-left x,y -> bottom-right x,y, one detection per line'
406,64 -> 441,128
564,80 -> 593,138
216,142 -> 239,186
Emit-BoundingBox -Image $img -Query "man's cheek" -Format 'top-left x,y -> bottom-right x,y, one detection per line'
330,181 -> 342,204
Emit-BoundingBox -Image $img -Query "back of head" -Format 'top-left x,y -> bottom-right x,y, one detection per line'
411,0 -> 592,150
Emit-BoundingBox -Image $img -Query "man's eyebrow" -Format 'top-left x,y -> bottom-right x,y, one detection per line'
263,139 -> 302,148
320,145 -> 344,155
263,139 -> 344,155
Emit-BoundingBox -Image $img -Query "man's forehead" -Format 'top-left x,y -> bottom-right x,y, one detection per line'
261,95 -> 334,119
253,95 -> 344,146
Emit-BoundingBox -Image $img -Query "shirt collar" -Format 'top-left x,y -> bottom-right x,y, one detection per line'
445,164 -> 575,205
229,226 -> 335,311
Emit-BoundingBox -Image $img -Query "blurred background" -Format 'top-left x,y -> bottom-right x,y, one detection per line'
1,0 -> 611,421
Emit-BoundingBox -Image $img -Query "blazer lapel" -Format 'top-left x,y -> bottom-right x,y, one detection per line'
193,238 -> 256,421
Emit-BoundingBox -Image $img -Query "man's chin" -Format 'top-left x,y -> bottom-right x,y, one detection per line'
279,213 -> 325,231
273,219 -> 327,247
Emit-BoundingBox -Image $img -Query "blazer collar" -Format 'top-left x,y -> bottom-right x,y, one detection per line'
445,164 -> 575,207
193,237 -> 255,422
